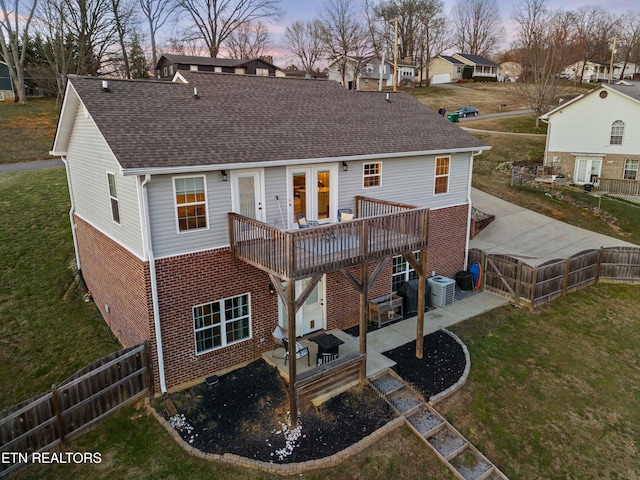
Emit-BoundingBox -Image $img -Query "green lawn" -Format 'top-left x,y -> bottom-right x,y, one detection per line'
0,168 -> 118,409
0,98 -> 59,164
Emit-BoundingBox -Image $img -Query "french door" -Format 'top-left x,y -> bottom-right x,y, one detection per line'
574,158 -> 602,185
288,165 -> 338,228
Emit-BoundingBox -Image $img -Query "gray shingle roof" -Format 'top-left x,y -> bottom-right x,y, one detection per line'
607,81 -> 640,102
439,55 -> 464,65
157,54 -> 246,68
67,72 -> 487,171
455,54 -> 499,67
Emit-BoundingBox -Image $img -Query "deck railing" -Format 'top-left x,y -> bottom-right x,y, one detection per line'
593,177 -> 640,196
229,202 -> 428,280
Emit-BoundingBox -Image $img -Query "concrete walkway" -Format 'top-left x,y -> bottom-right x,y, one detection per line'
470,188 -> 638,266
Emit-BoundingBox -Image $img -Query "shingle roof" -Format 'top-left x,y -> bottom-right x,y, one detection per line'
455,54 -> 499,67
66,72 -> 487,172
157,54 -> 246,68
439,55 -> 464,65
607,81 -> 640,102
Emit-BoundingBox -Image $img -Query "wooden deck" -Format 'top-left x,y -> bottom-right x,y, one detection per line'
229,197 -> 429,280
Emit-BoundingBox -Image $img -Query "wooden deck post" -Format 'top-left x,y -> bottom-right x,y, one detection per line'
286,278 -> 298,428
415,248 -> 428,359
359,262 -> 369,383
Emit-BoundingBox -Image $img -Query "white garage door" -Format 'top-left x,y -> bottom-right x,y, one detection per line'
432,73 -> 450,84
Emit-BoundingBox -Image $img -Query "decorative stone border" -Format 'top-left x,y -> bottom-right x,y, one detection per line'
429,328 -> 471,404
146,400 -> 405,475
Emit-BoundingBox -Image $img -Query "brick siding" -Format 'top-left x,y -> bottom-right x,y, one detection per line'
75,204 -> 469,392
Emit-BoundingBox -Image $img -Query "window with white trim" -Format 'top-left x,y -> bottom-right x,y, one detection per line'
623,159 -> 639,180
174,176 -> 208,232
363,162 -> 382,188
190,65 -> 198,71
107,173 -> 120,224
194,294 -> 251,354
434,156 -> 450,195
169,65 -> 174,75
610,120 -> 624,145
392,251 -> 420,293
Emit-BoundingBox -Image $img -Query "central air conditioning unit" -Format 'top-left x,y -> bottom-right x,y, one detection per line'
427,276 -> 456,307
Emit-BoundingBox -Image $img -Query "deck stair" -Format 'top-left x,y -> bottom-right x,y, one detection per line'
369,369 -> 509,480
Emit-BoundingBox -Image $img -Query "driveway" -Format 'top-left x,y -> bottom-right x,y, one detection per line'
0,159 -> 63,173
470,188 -> 637,266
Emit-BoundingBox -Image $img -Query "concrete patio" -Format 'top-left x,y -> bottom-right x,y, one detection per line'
262,291 -> 510,383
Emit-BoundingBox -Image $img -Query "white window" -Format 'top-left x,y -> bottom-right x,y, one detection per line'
610,120 -> 624,145
190,65 -> 198,71
623,159 -> 639,180
163,67 -> 168,76
107,172 -> 120,224
392,252 -> 420,293
169,65 -> 174,75
214,66 -> 222,73
434,156 -> 450,195
363,162 -> 382,188
194,294 -> 251,354
234,67 -> 245,75
255,68 -> 269,76
174,176 -> 208,232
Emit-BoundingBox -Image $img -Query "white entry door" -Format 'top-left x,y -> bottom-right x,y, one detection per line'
278,276 -> 325,336
288,165 -> 338,228
231,169 -> 265,221
574,158 -> 602,185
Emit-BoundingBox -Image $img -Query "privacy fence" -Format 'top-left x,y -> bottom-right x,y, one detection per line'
469,247 -> 640,310
0,343 -> 151,477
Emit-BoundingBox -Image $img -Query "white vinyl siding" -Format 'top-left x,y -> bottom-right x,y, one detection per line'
65,106 -> 144,257
546,89 -> 640,155
148,154 -> 472,258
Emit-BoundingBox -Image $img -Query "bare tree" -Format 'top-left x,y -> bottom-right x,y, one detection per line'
512,0 -> 573,127
319,0 -> 372,88
571,5 -> 618,82
110,0 -> 138,78
33,0 -> 73,98
616,11 -> 640,80
0,0 -> 38,104
283,20 -> 324,75
414,0 -> 450,85
139,0 -> 175,68
451,0 -> 504,57
226,19 -> 269,59
173,0 -> 282,58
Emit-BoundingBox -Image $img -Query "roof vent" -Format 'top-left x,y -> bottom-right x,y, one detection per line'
193,87 -> 199,99
386,93 -> 390,102
102,80 -> 110,92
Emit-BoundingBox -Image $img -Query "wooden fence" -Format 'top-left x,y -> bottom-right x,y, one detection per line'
469,246 -> 640,310
0,343 -> 151,477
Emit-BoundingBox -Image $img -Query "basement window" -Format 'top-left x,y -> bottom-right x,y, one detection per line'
194,294 -> 251,354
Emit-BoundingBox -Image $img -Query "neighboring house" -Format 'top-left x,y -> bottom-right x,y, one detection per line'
499,62 -> 521,82
452,54 -> 499,80
327,56 -> 416,90
540,81 -> 640,184
51,72 -> 488,394
561,61 -> 614,82
0,61 -> 15,102
155,54 -> 282,79
425,55 -> 465,85
281,69 -> 328,80
613,62 -> 639,80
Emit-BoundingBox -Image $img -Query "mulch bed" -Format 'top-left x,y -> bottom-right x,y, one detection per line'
157,330 -> 466,464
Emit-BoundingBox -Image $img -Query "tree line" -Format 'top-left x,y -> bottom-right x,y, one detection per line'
1,0 -> 639,105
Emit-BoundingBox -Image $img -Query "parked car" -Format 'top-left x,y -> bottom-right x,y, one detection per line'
453,106 -> 479,118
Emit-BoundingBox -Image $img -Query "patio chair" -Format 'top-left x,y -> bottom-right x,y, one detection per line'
296,213 -> 319,229
282,337 -> 310,366
271,325 -> 288,358
337,208 -> 354,222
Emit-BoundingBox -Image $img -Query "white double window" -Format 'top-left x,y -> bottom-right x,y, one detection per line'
194,294 -> 251,354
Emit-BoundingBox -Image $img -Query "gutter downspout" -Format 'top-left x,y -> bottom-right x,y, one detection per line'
61,157 -> 81,271
465,150 -> 483,269
139,174 -> 167,393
